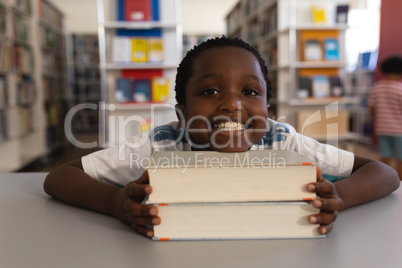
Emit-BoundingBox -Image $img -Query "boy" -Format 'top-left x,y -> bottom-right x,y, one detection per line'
44,37 -> 400,238
368,56 -> 402,180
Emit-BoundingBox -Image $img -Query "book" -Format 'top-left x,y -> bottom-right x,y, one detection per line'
312,6 -> 326,24
298,77 -> 312,99
152,202 -> 322,240
131,38 -> 148,62
312,76 -> 330,98
324,39 -> 340,61
151,77 -> 169,102
336,5 -> 349,24
145,150 -> 317,204
133,79 -> 151,102
124,0 -> 152,21
112,36 -> 132,63
147,38 -> 164,63
115,78 -> 133,102
304,39 -> 322,61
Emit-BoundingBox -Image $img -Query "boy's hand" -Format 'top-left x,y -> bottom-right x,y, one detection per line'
112,170 -> 160,238
306,167 -> 344,235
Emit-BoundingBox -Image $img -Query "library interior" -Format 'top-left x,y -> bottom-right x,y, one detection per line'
0,0 -> 400,173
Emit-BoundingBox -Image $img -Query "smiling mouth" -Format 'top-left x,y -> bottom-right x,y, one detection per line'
212,121 -> 250,131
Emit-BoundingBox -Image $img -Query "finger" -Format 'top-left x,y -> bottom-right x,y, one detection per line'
319,224 -> 333,235
308,211 -> 338,225
316,166 -> 323,182
127,181 -> 152,197
131,224 -> 154,238
313,198 -> 344,212
126,203 -> 158,217
128,216 -> 161,226
314,179 -> 336,196
136,170 -> 150,184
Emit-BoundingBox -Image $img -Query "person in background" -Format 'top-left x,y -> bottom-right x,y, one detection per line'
368,55 -> 402,180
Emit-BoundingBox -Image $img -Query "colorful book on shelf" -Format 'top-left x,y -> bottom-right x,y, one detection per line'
151,77 -> 169,102
124,0 -> 152,21
304,39 -> 322,61
145,150 -> 321,241
312,6 -> 326,24
145,150 -> 317,204
312,76 -> 331,98
324,39 -> 340,61
133,78 -> 151,102
115,77 -> 133,102
147,38 -> 164,63
112,36 -> 132,63
336,5 -> 349,24
131,38 -> 148,62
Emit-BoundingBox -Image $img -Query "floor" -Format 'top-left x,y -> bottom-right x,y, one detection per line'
18,133 -> 382,173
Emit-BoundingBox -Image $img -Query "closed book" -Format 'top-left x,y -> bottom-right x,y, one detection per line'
133,79 -> 151,102
151,77 -> 169,102
112,36 -> 131,63
145,150 -> 317,204
304,39 -> 322,61
148,38 -> 164,63
312,76 -> 330,98
131,38 -> 148,62
124,0 -> 151,21
115,78 -> 133,102
324,39 -> 340,61
152,202 -> 322,240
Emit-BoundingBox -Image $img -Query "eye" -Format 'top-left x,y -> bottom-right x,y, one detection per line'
201,88 -> 219,95
242,88 -> 258,96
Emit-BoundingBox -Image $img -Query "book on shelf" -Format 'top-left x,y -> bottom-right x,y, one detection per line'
312,6 -> 327,24
133,78 -> 151,102
131,38 -> 148,62
115,77 -> 133,102
145,150 -> 321,240
312,76 -> 331,98
304,39 -> 322,61
151,77 -> 169,102
324,38 -> 340,61
145,150 -> 317,204
329,76 -> 343,97
336,5 -> 349,24
147,38 -> 163,63
124,0 -> 152,21
152,201 -> 322,241
298,77 -> 313,99
112,36 -> 132,63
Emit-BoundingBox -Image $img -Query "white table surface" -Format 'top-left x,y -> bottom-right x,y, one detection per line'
1,173 -> 402,268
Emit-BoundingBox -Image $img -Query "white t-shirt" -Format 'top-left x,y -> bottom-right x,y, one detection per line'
82,119 -> 355,187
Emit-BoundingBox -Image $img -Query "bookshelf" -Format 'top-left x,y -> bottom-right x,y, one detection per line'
97,0 -> 182,147
38,0 -> 68,152
226,0 -> 355,143
68,34 -> 100,133
0,0 -> 67,172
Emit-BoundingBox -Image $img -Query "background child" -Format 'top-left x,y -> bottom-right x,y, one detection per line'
368,56 -> 402,180
44,37 -> 400,238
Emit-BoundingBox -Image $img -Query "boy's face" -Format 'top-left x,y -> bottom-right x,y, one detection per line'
177,46 -> 269,152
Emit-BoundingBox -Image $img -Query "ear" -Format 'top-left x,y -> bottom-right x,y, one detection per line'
175,104 -> 185,124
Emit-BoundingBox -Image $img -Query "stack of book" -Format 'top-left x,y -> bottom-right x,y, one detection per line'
145,150 -> 324,241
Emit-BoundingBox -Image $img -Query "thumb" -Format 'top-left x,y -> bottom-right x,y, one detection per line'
316,166 -> 323,182
136,170 -> 150,185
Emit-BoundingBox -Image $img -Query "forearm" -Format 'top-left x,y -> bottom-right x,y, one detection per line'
335,160 -> 400,210
43,162 -> 120,217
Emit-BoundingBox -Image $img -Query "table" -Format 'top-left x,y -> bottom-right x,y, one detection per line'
1,173 -> 402,268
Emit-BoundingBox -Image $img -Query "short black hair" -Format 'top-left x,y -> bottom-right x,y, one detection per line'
174,36 -> 272,105
380,56 -> 402,74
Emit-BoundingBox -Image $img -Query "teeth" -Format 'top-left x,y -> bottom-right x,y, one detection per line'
214,122 -> 244,131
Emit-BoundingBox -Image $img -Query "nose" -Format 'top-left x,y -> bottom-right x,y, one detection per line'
217,95 -> 242,113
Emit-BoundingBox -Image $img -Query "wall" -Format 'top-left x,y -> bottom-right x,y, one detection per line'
48,0 -> 238,35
